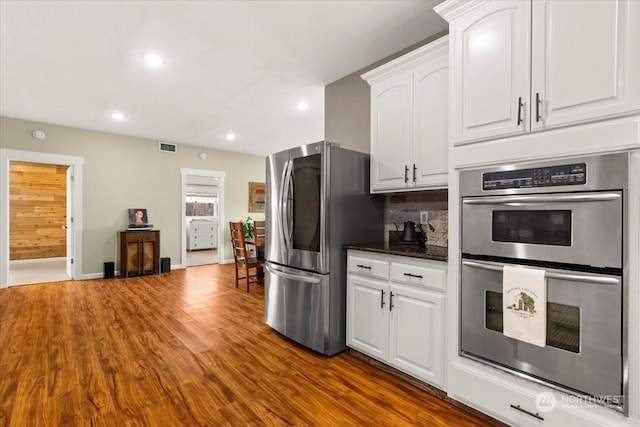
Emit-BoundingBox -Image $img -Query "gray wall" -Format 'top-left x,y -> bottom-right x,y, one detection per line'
324,30 -> 448,154
1,116 -> 266,275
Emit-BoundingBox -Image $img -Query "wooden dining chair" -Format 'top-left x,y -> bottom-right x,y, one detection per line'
253,220 -> 266,260
229,221 -> 263,291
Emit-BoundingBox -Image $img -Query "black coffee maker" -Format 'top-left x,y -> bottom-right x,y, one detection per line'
400,221 -> 426,247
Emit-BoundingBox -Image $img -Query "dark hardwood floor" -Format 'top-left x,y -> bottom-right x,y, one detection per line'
0,263 -> 497,426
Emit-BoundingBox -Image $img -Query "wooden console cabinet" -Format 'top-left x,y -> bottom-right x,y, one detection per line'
119,230 -> 160,277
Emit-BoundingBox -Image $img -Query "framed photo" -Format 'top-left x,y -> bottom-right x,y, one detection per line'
248,182 -> 266,213
128,208 -> 149,226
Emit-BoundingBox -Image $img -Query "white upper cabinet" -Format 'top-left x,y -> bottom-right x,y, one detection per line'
451,0 -> 531,144
440,0 -> 640,146
363,36 -> 449,193
412,56 -> 449,188
531,0 -> 640,130
369,73 -> 413,191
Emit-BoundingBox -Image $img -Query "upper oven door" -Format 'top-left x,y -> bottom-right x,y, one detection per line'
462,191 -> 622,269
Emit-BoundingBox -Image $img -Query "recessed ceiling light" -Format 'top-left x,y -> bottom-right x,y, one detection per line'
111,112 -> 124,121
297,101 -> 309,111
142,52 -> 164,67
226,132 -> 236,141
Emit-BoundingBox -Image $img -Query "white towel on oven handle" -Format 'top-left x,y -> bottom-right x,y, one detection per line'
502,265 -> 547,347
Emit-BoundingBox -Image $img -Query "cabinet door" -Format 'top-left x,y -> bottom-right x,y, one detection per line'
347,274 -> 389,361
388,284 -> 444,387
451,0 -> 531,145
370,73 -> 413,192
531,0 -> 640,130
412,53 -> 448,188
126,241 -> 141,276
141,240 -> 155,274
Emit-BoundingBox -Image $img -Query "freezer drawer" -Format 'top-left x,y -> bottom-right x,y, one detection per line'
264,262 -> 333,355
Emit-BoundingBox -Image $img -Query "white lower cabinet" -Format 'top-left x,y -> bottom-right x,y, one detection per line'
388,285 -> 444,386
347,250 -> 446,388
348,275 -> 389,360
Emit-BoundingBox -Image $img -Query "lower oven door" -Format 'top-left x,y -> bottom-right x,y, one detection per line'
460,259 -> 622,400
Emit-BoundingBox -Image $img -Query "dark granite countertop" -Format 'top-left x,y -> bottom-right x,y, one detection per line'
345,242 -> 448,262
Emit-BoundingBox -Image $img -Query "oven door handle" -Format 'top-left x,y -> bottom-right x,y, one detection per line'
462,261 -> 620,285
462,193 -> 621,205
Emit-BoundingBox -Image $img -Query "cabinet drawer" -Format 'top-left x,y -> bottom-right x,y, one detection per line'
191,225 -> 215,233
190,241 -> 214,249
390,262 -> 446,291
191,232 -> 215,240
451,362 -> 605,427
348,256 -> 389,281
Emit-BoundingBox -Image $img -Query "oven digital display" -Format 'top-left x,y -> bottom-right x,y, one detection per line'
492,210 -> 572,246
483,163 -> 586,190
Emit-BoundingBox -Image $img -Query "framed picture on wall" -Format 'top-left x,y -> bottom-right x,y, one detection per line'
248,182 -> 266,213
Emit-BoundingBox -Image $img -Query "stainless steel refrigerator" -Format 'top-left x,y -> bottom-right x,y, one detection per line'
265,141 -> 384,356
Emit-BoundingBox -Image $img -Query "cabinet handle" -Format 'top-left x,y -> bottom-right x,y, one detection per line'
510,404 -> 544,421
389,291 -> 394,311
356,264 -> 372,270
517,96 -> 524,126
404,165 -> 409,183
535,92 -> 542,122
403,273 -> 423,279
412,164 -> 417,183
380,289 -> 385,309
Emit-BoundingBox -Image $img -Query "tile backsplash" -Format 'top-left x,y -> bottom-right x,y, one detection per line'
385,191 -> 448,248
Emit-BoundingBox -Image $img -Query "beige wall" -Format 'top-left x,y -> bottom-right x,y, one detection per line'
324,30 -> 448,154
0,116 -> 266,275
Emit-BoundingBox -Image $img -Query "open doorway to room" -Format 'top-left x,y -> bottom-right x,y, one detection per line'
8,161 -> 70,285
0,149 -> 83,289
180,168 -> 225,268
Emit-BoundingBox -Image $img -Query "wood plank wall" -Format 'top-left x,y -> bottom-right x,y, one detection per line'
9,161 -> 68,260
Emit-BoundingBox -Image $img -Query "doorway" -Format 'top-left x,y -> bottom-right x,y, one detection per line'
0,149 -> 83,288
180,168 -> 225,268
9,161 -> 70,285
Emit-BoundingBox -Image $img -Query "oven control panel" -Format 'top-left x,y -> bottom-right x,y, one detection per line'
483,163 -> 586,190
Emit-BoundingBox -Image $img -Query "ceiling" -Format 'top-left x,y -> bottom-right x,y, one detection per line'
0,1 -> 447,156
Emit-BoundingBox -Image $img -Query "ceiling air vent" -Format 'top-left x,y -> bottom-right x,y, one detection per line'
158,141 -> 177,153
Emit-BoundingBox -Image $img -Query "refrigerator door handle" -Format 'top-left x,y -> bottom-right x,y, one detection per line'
285,160 -> 294,250
266,264 -> 321,284
280,160 -> 293,256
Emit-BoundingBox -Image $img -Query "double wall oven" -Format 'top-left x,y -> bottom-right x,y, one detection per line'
460,153 -> 629,414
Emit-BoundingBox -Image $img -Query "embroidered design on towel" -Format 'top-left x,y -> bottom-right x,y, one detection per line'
506,291 -> 538,315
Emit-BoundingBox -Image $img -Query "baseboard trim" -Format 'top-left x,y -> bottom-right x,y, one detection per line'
79,273 -> 103,280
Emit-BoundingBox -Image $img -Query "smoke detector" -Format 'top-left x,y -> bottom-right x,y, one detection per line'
32,130 -> 46,140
